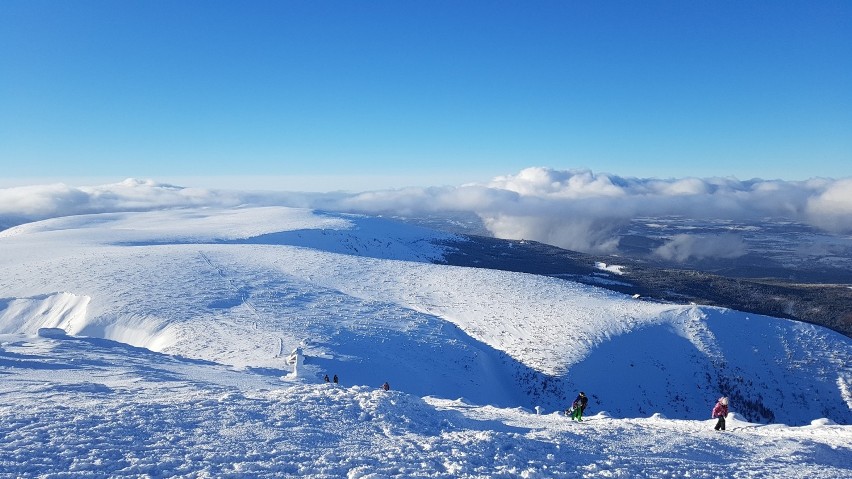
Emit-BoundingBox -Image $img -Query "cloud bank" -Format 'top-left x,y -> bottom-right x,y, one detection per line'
652,234 -> 748,263
336,168 -> 851,257
2,169 -> 850,260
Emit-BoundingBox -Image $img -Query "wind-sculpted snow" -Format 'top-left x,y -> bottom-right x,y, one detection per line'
0,292 -> 90,335
1,334 -> 850,479
0,206 -> 850,428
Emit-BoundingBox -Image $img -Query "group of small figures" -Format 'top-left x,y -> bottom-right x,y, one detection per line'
561,392 -> 731,431
324,374 -> 390,391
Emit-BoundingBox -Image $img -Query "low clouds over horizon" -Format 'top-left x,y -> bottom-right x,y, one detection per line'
2,169 -> 851,261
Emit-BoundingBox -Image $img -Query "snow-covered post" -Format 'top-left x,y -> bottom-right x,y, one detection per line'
535,406 -> 542,415
286,347 -> 304,377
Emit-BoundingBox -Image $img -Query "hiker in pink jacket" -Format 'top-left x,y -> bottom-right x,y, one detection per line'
712,396 -> 729,431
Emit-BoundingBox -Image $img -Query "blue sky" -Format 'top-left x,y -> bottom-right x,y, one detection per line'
1,1 -> 850,191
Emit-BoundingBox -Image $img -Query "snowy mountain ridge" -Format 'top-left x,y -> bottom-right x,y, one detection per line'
2,206 -> 849,425
2,205 -> 851,477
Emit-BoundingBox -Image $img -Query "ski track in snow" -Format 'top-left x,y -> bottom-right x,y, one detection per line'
1,207 -> 851,477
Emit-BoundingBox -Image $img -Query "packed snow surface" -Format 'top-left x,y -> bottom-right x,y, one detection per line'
1,334 -> 850,478
1,206 -> 850,477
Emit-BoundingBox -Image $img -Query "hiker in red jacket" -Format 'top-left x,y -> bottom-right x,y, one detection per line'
712,397 -> 729,431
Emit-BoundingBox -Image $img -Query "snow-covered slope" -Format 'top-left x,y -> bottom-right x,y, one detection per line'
1,333 -> 850,478
1,207 -> 850,428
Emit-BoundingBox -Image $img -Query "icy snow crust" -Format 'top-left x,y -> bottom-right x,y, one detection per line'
1,206 -> 851,477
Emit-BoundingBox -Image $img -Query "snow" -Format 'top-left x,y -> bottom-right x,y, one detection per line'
594,261 -> 625,275
1,333 -> 850,478
0,292 -> 90,336
1,206 -> 850,477
36,327 -> 68,338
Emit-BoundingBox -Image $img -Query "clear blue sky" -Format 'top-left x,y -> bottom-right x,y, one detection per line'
1,1 -> 850,190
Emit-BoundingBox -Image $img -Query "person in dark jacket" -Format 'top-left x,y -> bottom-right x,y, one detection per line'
382,382 -> 390,391
570,392 -> 588,421
712,396 -> 729,431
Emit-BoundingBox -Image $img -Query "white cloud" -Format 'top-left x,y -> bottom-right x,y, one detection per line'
2,168 -> 851,257
487,168 -> 626,198
0,179 -> 241,220
470,168 -> 851,253
653,234 -> 748,262
805,178 -> 852,233
0,183 -> 91,218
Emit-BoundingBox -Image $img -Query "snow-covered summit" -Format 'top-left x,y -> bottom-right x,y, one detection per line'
0,206 -> 456,261
0,206 -> 850,427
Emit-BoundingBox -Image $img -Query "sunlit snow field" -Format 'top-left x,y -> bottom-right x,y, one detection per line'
1,206 -> 850,478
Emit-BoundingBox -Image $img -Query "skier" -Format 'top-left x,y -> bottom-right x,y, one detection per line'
712,396 -> 729,431
333,374 -> 338,384
324,374 -> 330,383
382,381 -> 390,391
570,392 -> 588,421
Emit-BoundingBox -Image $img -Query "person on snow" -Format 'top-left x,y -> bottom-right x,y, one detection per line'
333,374 -> 338,384
712,396 -> 729,431
570,392 -> 588,421
382,382 -> 390,391
324,374 -> 330,383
